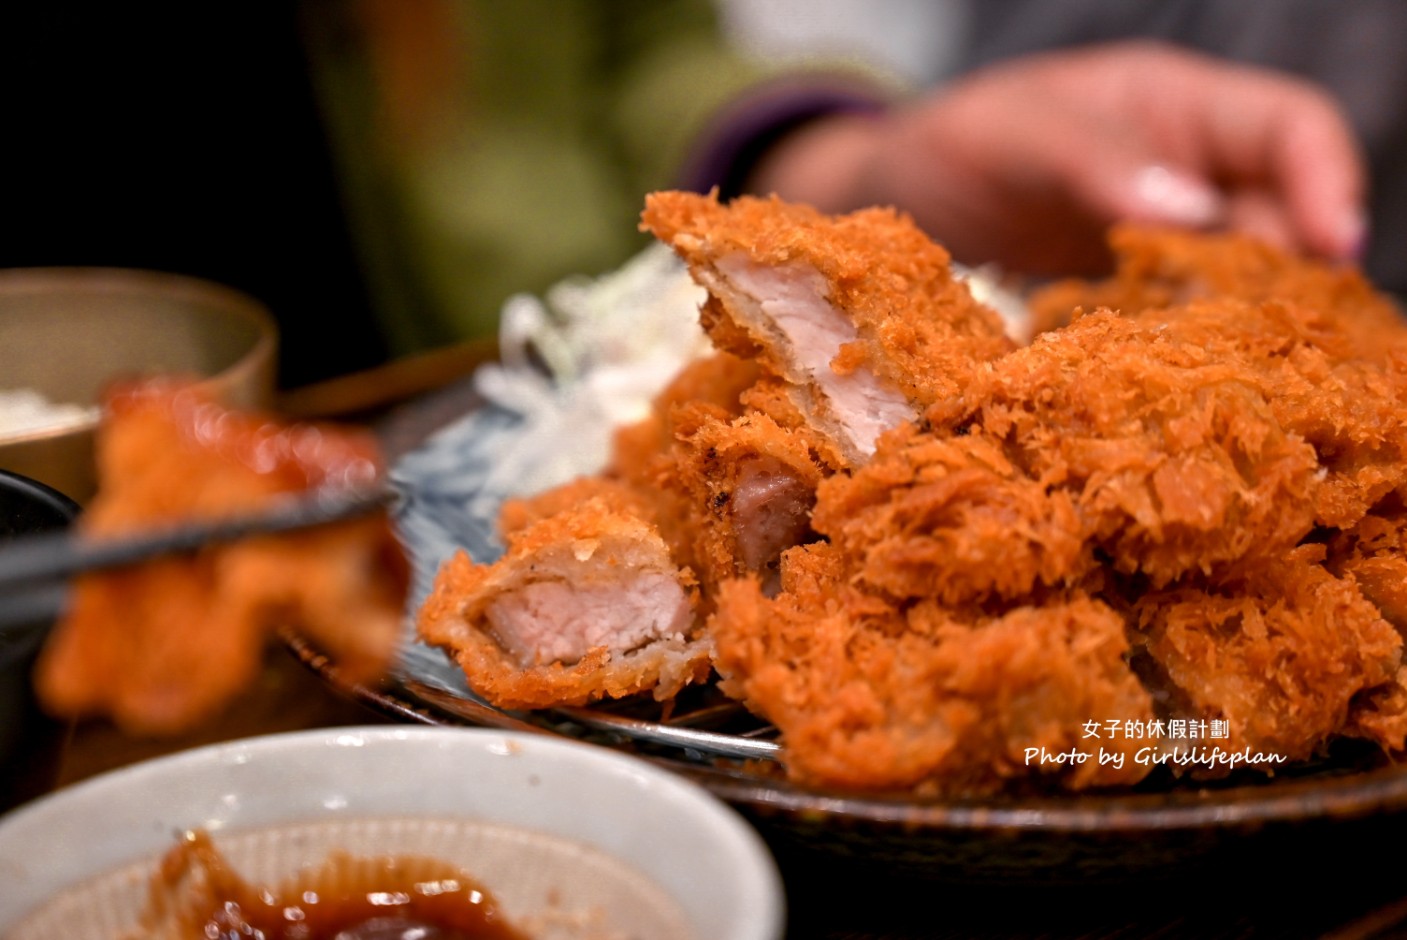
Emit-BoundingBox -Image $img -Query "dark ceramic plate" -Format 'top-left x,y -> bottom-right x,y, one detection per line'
283,392 -> 1407,889
0,470 -> 79,812
287,631 -> 1407,885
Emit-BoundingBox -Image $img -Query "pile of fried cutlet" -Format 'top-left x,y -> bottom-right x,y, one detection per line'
418,190 -> 1407,797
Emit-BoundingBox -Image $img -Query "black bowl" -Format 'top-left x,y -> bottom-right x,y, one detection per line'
0,470 -> 79,812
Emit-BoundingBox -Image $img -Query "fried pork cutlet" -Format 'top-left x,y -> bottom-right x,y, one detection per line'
710,543 -> 1155,794
631,190 -> 1014,597
1324,507 -> 1407,751
604,351 -> 818,593
642,190 -> 1013,467
649,402 -> 827,598
607,350 -> 761,488
920,309 -> 1323,586
1124,299 -> 1407,529
1028,225 -> 1407,529
419,195 -> 1407,794
418,190 -> 1022,706
721,277 -> 1403,790
1131,546 -> 1403,765
35,379 -> 407,736
416,494 -> 709,709
1028,223 -> 1407,347
810,425 -> 1090,606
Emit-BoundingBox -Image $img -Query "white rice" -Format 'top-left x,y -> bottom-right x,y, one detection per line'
0,389 -> 98,438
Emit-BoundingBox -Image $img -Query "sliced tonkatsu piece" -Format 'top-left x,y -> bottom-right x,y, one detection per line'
642,190 -> 1013,466
417,493 -> 710,709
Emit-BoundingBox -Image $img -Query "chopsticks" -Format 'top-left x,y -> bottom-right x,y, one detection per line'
0,485 -> 395,628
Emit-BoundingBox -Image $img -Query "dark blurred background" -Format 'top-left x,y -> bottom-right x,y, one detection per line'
0,6 -> 388,389
0,3 -> 760,392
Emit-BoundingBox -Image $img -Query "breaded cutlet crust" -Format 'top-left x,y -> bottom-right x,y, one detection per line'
417,497 -> 709,709
642,190 -> 1013,420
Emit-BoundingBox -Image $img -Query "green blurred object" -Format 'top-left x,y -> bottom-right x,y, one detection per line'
302,0 -> 766,358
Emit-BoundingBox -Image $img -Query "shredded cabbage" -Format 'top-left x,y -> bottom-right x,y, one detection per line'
467,243 -> 711,501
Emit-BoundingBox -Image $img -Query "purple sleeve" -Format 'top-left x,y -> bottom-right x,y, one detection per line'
678,78 -> 888,198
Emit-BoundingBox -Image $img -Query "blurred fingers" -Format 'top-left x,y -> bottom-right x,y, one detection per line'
1151,51 -> 1368,260
1223,188 -> 1297,251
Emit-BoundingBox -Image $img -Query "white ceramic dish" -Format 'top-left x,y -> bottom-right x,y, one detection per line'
0,726 -> 785,939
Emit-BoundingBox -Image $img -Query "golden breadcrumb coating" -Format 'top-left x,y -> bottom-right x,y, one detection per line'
497,476 -> 658,540
928,309 -> 1323,585
811,425 -> 1090,606
1131,546 -> 1402,765
642,190 -> 1013,464
1343,665 -> 1407,754
36,379 -> 406,736
1029,223 -> 1407,348
1125,299 -> 1407,529
710,543 -> 1155,794
420,199 -> 1407,796
1328,505 -> 1407,634
417,496 -> 709,709
1328,507 -> 1407,750
607,350 -> 760,490
653,403 -> 828,597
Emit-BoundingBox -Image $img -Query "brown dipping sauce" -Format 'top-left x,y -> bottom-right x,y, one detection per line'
141,829 -> 530,940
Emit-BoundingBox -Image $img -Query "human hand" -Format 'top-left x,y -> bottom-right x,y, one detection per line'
746,41 -> 1367,275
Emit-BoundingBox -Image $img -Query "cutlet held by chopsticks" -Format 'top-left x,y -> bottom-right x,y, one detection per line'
35,378 -> 408,735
